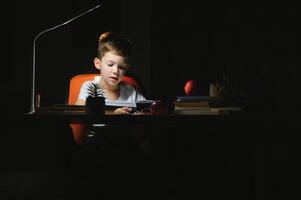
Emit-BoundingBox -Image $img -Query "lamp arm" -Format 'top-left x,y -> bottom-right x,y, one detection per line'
28,4 -> 101,114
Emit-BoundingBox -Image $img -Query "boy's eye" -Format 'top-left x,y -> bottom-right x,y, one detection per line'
107,63 -> 113,67
119,66 -> 127,70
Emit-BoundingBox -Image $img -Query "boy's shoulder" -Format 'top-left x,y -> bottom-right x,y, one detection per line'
81,80 -> 98,89
120,81 -> 135,91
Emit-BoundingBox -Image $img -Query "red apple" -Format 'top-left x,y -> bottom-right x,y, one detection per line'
184,80 -> 201,96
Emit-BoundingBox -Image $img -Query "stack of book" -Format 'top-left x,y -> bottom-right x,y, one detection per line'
173,96 -> 221,115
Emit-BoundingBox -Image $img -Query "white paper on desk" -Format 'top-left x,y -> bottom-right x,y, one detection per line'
105,100 -> 155,108
105,101 -> 136,108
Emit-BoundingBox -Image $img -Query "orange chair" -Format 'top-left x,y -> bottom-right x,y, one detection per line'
67,72 -> 145,144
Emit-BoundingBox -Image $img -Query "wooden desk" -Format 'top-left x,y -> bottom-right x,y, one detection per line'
25,105 -> 245,125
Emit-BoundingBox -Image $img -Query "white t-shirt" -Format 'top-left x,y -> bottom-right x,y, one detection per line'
78,76 -> 146,106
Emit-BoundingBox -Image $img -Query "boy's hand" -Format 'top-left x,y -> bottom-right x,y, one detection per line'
113,107 -> 133,114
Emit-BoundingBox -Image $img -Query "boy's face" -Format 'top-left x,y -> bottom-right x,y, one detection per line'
94,51 -> 129,86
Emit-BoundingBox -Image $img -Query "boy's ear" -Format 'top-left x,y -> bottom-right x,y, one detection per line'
94,57 -> 101,70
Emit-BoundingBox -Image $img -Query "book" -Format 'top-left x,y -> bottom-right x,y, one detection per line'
174,108 -> 221,115
176,95 -> 209,102
174,101 -> 209,109
173,96 -> 242,115
105,101 -> 136,108
174,96 -> 210,114
173,107 -> 242,115
105,99 -> 155,111
175,95 -> 209,108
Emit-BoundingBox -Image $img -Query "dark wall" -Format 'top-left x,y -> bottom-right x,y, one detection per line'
150,1 -> 299,113
120,0 -> 152,98
3,0 -> 300,114
1,1 -> 14,84
7,0 -> 121,110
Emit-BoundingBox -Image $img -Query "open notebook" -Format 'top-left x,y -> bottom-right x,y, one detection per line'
43,99 -> 154,112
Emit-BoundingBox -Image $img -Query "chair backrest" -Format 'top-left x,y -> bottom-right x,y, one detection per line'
67,72 -> 145,144
67,73 -> 144,105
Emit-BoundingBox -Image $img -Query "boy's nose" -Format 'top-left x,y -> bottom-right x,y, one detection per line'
112,65 -> 119,73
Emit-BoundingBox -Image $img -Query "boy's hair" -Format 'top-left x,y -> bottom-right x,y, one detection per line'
97,31 -> 133,64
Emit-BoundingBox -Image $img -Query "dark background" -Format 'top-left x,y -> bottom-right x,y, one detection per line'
1,1 -> 300,199
1,0 -> 300,114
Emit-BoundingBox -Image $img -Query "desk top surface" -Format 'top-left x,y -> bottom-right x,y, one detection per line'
21,108 -> 272,126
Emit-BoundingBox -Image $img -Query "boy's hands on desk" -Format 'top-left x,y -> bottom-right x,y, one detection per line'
111,100 -> 168,115
109,107 -> 146,115
112,107 -> 133,114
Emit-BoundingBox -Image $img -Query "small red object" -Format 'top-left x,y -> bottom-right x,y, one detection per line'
184,80 -> 201,96
150,100 -> 167,115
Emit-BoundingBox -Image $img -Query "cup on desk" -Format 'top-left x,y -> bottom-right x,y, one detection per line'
150,100 -> 168,115
209,83 -> 223,98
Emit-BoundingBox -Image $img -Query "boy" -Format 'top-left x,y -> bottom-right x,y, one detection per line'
76,31 -> 146,114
